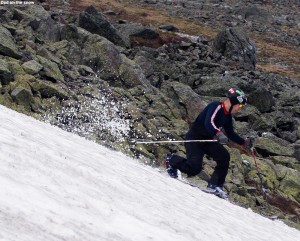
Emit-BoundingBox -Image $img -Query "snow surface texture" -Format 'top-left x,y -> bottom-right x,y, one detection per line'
0,104 -> 300,241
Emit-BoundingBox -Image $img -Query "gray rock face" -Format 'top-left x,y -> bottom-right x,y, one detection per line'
213,27 -> 256,70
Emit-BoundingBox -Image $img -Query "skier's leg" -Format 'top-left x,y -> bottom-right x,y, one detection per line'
206,142 -> 230,186
170,142 -> 205,176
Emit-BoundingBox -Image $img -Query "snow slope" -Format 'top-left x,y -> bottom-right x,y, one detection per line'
0,104 -> 299,241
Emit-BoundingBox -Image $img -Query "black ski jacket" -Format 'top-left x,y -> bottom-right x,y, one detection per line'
187,101 -> 245,145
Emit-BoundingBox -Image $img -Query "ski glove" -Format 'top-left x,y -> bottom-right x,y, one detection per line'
244,137 -> 255,150
216,131 -> 229,145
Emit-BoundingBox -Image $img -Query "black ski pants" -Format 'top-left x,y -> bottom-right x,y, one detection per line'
170,141 -> 230,186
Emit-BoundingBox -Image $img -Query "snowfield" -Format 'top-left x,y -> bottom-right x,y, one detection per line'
0,104 -> 299,241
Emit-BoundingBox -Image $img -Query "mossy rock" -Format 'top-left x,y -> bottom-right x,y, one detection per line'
0,93 -> 14,108
275,165 -> 300,203
9,78 -> 34,111
118,54 -> 149,88
37,55 -> 64,83
255,137 -> 294,156
144,92 -> 182,119
271,156 -> 299,170
82,34 -> 121,80
14,74 -> 36,84
22,60 -> 43,75
7,58 -> 26,76
251,114 -> 277,132
30,79 -> 69,100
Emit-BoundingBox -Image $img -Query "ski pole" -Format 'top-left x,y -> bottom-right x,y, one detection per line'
131,139 -> 218,144
251,147 -> 267,199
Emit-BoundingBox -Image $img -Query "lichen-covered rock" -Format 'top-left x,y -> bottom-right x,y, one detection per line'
255,137 -> 294,156
271,156 -> 300,172
9,75 -> 35,111
275,165 -> 300,203
118,54 -> 150,88
7,58 -> 26,76
250,114 -> 277,132
22,60 -> 43,75
30,79 -> 69,100
82,34 -> 122,80
37,55 -> 64,82
163,81 -> 207,125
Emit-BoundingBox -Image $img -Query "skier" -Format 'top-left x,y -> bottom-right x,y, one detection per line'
166,87 -> 254,198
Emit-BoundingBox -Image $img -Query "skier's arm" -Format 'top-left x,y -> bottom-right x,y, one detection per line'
204,103 -> 222,136
223,120 -> 244,145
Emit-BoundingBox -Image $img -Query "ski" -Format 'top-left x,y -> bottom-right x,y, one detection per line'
174,177 -> 229,200
164,156 -> 230,200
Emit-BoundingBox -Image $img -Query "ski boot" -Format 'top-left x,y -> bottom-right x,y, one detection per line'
204,183 -> 228,199
214,186 -> 228,199
165,154 -> 178,178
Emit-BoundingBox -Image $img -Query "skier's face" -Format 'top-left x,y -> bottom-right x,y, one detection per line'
231,104 -> 244,113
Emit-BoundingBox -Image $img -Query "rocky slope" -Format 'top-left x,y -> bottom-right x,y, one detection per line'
0,0 -> 299,229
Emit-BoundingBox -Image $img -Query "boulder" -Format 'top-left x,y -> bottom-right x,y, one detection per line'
60,24 -> 91,47
36,17 -> 61,42
9,74 -> 35,111
193,75 -> 248,97
118,54 -> 150,89
0,25 -> 22,59
250,113 -> 277,132
118,23 -> 163,48
7,58 -> 26,76
164,81 -> 207,125
213,27 -> 256,70
0,59 -> 13,85
248,88 -> 275,113
255,137 -> 294,157
22,60 -> 43,75
133,55 -> 155,78
14,4 -> 50,21
37,55 -> 64,82
82,34 -> 122,80
30,79 -> 69,100
271,156 -> 300,171
275,165 -> 300,203
78,5 -> 126,47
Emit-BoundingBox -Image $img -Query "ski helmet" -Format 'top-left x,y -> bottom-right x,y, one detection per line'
226,87 -> 247,112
